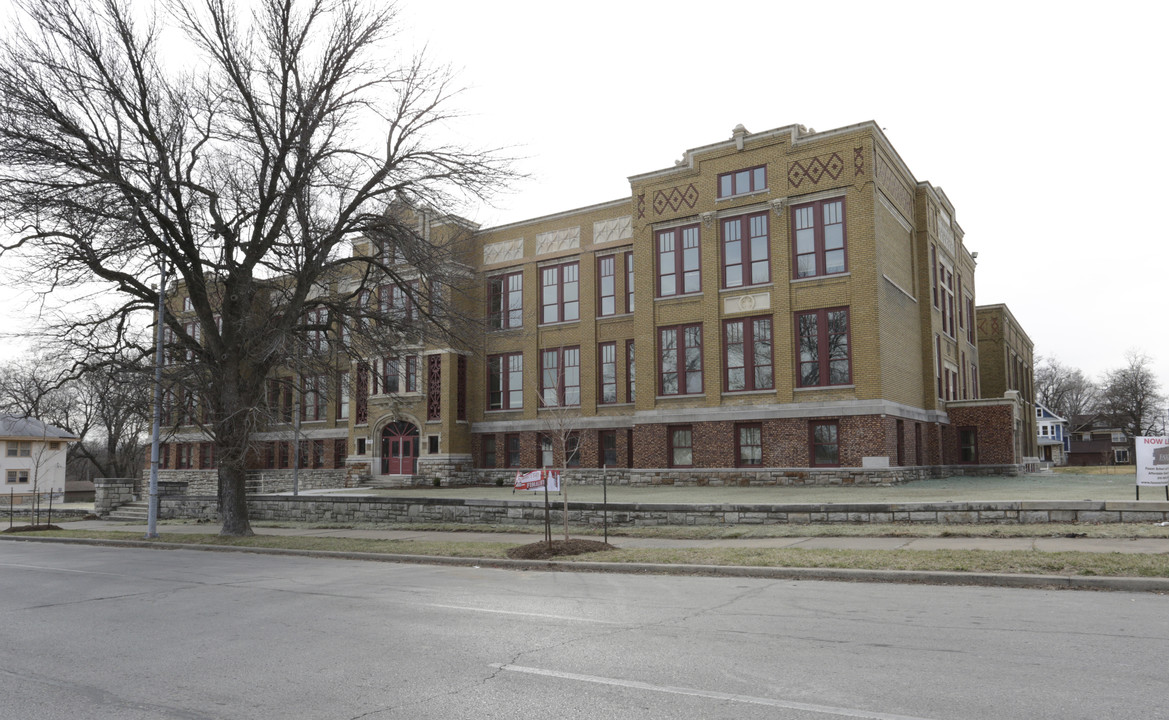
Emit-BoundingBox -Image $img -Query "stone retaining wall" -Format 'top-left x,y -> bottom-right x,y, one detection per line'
156,495 -> 1169,526
473,464 -> 1019,487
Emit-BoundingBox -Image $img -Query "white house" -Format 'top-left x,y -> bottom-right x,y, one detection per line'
1035,403 -> 1069,466
1,415 -> 78,503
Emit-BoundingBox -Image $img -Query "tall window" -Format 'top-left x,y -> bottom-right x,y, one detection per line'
625,251 -> 635,312
541,346 -> 580,407
810,421 -> 840,466
599,430 -> 618,466
541,261 -> 579,324
336,372 -> 349,420
488,271 -> 523,329
965,296 -> 975,343
669,426 -> 693,467
405,355 -> 418,393
792,198 -> 846,279
959,427 -> 978,463
382,357 -> 400,394
626,339 -> 636,403
736,423 -> 763,467
722,212 -> 770,288
598,342 -> 617,404
930,245 -> 938,307
505,433 -> 521,467
380,283 -> 415,321
482,435 -> 496,468
659,324 -> 703,395
796,308 -> 851,387
657,224 -> 700,297
940,264 -> 955,337
540,435 -> 554,467
718,165 -> 766,198
304,308 -> 329,354
724,316 -> 773,392
303,374 -> 327,421
597,255 -> 616,316
487,352 -> 523,410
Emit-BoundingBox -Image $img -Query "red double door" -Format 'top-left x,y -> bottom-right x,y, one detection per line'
381,422 -> 419,475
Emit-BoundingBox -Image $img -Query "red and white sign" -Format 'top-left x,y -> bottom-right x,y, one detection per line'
514,468 -> 561,492
1135,436 -> 1169,487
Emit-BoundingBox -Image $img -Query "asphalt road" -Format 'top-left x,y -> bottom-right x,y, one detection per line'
2,542 -> 1167,720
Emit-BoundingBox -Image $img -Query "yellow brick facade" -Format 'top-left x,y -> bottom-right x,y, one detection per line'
161,121 -> 1034,483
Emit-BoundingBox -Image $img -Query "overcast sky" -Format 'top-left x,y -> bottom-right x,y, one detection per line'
399,0 -> 1167,388
2,0 -> 1166,392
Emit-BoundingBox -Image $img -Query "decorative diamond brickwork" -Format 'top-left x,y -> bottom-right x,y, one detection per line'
788,152 -> 845,188
652,183 -> 699,215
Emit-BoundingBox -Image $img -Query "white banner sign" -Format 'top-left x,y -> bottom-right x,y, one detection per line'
514,468 -> 560,492
1135,436 -> 1169,487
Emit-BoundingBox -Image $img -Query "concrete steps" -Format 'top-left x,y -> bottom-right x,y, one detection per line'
105,501 -> 150,522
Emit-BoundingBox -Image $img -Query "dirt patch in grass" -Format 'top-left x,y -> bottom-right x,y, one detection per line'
2,524 -> 64,533
506,538 -> 616,560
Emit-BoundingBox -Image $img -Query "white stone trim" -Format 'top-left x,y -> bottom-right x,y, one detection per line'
483,238 -> 523,265
723,291 -> 771,315
535,226 -> 581,255
592,216 -> 632,245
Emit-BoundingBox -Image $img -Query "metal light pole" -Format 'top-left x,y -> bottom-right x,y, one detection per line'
146,261 -> 167,539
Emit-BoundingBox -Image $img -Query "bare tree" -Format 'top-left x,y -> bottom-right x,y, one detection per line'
1099,350 -> 1166,441
537,353 -> 583,543
0,354 -> 152,481
0,0 -> 514,535
1034,355 -> 1098,428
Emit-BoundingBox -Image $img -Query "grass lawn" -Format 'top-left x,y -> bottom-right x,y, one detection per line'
16,529 -> 1169,579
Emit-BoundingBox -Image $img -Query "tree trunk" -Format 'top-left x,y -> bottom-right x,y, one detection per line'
214,373 -> 257,537
217,451 -> 253,537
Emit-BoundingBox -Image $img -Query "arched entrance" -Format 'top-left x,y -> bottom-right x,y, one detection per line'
381,421 -> 419,475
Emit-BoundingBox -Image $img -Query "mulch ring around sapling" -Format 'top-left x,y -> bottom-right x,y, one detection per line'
506,538 -> 617,560
2,524 -> 64,533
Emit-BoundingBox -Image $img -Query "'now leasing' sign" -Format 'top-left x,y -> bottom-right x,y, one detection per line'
1135,436 -> 1169,487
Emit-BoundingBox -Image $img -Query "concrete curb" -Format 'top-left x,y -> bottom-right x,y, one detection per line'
5,534 -> 1168,593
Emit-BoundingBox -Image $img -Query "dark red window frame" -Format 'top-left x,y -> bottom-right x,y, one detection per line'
791,198 -> 847,279
482,434 -> 496,468
723,315 -> 774,392
735,422 -> 763,467
487,352 -> 523,410
721,211 -> 770,288
668,425 -> 694,468
540,261 -> 579,325
625,339 -> 636,403
625,250 -> 635,313
659,323 -> 703,396
958,426 -> 979,464
598,341 -> 617,405
795,308 -> 851,387
717,165 -> 766,198
599,429 -> 618,467
597,255 -> 616,317
488,271 -> 523,329
810,420 -> 840,467
505,433 -> 521,468
656,223 -> 701,297
540,346 -> 581,407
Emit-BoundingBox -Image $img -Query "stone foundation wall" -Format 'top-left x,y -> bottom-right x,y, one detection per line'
470,464 -> 1017,487
157,495 -> 1169,526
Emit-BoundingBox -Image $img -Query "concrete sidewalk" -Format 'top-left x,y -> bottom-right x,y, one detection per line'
54,519 -> 1169,555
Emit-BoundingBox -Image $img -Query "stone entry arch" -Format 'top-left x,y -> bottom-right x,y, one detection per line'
380,421 -> 419,475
